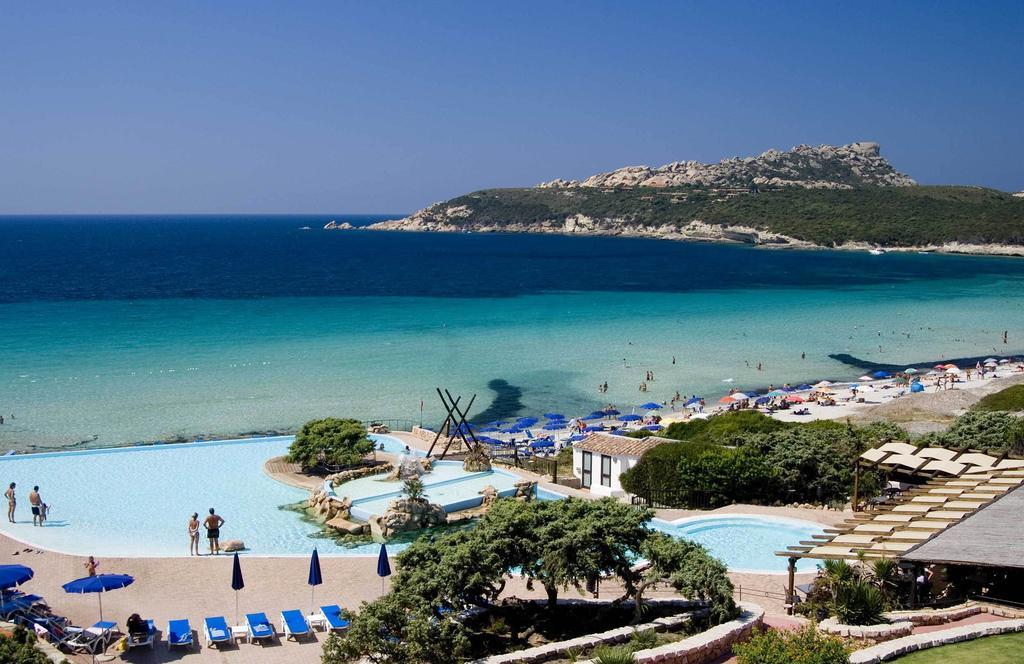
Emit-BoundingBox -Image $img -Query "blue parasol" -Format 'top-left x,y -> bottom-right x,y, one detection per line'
515,417 -> 539,427
797,384 -> 813,390
542,421 -> 567,430
543,413 -> 564,420
0,565 -> 33,589
583,411 -> 605,420
377,543 -> 391,595
62,573 -> 134,622
231,552 -> 245,624
755,396 -> 770,405
871,371 -> 891,379
619,414 -> 643,421
308,548 -> 322,613
529,439 -> 555,449
684,396 -> 703,406
604,409 -> 621,416
640,402 -> 662,410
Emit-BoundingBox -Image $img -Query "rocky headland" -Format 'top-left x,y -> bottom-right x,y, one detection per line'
361,142 -> 1024,256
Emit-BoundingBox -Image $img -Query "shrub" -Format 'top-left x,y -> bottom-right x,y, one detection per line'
591,644 -> 636,664
919,411 -> 1024,455
833,578 -> 887,626
0,627 -> 53,664
402,477 -> 425,501
287,417 -> 375,470
973,385 -> 1024,413
660,411 -> 789,446
734,624 -> 850,664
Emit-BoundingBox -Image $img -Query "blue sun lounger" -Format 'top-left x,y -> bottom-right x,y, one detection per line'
280,609 -> 310,640
318,605 -> 350,632
245,612 -> 275,643
204,616 -> 231,648
167,619 -> 193,650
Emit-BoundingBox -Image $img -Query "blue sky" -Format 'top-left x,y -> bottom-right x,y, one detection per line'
1,1 -> 1021,213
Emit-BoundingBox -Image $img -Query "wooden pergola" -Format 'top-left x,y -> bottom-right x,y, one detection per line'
776,455 -> 1024,610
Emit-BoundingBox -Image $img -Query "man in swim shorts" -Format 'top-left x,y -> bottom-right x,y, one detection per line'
28,486 -> 42,527
204,508 -> 225,555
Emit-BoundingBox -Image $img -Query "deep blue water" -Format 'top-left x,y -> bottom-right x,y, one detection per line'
4,215 -> 1024,303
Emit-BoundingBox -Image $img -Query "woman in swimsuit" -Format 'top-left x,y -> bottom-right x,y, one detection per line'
188,513 -> 201,556
5,483 -> 14,523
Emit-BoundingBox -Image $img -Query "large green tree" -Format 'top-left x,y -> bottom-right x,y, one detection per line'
286,417 -> 375,470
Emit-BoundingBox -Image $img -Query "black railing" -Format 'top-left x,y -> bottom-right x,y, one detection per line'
361,418 -> 420,432
630,489 -> 714,510
492,453 -> 559,483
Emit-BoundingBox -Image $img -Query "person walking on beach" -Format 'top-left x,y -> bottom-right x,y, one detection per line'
5,483 -> 15,523
204,508 -> 224,555
188,512 -> 201,556
84,556 -> 99,577
28,486 -> 43,526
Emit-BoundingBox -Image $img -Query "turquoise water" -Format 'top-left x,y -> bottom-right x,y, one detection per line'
651,515 -> 823,573
3,217 -> 1024,450
0,434 -> 813,570
4,281 -> 1024,449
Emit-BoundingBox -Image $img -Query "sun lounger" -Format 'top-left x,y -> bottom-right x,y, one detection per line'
128,619 -> 156,650
167,618 -> 193,650
281,609 -> 310,640
204,615 -> 231,648
318,605 -> 350,632
246,612 -> 275,643
65,620 -> 118,654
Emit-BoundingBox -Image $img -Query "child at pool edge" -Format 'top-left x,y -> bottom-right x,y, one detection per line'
84,556 -> 99,577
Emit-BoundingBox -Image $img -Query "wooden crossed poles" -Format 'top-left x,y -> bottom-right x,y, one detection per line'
426,388 -> 482,460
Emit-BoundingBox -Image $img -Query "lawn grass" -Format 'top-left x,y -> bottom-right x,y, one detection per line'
891,632 -> 1024,663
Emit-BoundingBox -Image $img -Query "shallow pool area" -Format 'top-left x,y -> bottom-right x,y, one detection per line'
341,461 -> 522,521
651,514 -> 824,573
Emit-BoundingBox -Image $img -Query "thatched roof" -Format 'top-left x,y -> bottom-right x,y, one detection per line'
901,485 -> 1024,569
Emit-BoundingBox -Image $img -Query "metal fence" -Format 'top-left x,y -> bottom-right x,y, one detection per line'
492,452 -> 560,482
630,489 -> 714,510
361,418 -> 420,432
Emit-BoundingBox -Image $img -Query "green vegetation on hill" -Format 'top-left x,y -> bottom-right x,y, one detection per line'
972,384 -> 1024,412
439,185 -> 1024,247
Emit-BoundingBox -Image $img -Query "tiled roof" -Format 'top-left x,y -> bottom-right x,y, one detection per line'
573,433 -> 672,457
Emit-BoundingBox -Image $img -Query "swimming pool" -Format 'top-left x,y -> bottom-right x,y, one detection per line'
651,514 -> 823,573
0,437 -> 821,570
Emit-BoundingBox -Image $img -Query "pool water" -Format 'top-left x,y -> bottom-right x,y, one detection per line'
651,515 -> 823,573
0,437 -> 821,570
341,461 -> 522,521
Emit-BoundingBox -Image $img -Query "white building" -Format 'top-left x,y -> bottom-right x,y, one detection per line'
571,432 -> 672,497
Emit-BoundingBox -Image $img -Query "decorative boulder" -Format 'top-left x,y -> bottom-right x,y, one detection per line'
370,497 -> 447,540
463,448 -> 492,472
479,485 -> 499,508
513,480 -> 536,501
221,540 -> 246,552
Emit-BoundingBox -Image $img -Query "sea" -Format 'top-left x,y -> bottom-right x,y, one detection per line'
3,215 -> 1024,451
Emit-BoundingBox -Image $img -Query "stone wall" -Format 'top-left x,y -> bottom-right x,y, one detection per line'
469,599 -> 706,664
850,618 -> 1024,664
620,602 -> 764,664
818,617 -> 913,644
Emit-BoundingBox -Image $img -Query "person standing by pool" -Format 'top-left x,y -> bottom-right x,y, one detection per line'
28,486 -> 43,526
204,508 -> 224,555
5,483 -> 15,523
188,512 -> 201,556
84,556 -> 99,577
